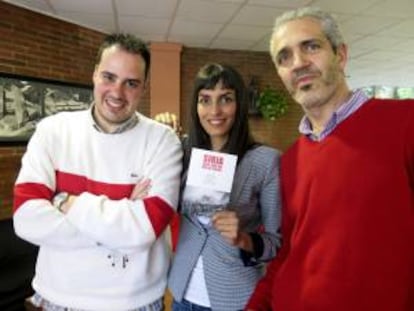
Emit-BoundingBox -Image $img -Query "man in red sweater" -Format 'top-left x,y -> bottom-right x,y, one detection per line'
246,6 -> 414,311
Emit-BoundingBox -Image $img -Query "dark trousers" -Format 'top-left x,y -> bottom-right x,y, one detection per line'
172,299 -> 212,311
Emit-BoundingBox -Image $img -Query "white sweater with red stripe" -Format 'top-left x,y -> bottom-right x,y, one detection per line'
13,109 -> 183,311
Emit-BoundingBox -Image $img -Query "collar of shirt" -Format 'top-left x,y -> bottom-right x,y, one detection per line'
90,104 -> 139,134
299,89 -> 369,141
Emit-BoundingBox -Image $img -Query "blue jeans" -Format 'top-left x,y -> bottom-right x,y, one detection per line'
172,299 -> 212,311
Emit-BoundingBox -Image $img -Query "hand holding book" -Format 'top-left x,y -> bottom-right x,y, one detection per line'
212,210 -> 254,252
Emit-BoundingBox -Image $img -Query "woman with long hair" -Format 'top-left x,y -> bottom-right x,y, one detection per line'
167,63 -> 282,311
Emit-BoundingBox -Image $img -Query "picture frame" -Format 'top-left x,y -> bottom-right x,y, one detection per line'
247,76 -> 260,116
0,72 -> 92,142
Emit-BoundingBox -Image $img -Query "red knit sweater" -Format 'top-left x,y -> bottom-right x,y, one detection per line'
246,99 -> 414,311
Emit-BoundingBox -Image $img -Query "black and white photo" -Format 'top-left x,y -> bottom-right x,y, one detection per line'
0,73 -> 92,142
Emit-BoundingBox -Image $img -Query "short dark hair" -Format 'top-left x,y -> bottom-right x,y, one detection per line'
95,33 -> 151,79
184,63 -> 256,168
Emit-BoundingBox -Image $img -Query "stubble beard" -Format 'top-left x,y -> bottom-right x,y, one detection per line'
292,66 -> 340,111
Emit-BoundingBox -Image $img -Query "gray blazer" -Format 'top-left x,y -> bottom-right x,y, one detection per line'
168,145 -> 281,311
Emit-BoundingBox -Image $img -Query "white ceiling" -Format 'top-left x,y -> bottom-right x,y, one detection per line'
4,0 -> 414,89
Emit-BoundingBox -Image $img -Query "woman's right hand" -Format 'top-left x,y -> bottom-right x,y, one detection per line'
212,210 -> 254,252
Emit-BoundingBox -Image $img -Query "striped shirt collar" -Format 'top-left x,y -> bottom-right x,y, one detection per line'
299,89 -> 369,141
90,104 -> 139,134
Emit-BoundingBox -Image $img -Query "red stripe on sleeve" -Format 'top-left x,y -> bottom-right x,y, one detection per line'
56,170 -> 133,199
13,183 -> 54,213
143,196 -> 174,238
170,213 -> 180,251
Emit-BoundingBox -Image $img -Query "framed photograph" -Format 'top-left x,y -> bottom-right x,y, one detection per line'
247,76 -> 260,115
0,73 -> 92,142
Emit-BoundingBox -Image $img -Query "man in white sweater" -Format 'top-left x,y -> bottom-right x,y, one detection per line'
13,33 -> 183,311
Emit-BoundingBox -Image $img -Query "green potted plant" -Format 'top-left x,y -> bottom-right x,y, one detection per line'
257,87 -> 289,120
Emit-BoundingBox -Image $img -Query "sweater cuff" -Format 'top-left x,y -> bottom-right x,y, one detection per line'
240,232 -> 264,266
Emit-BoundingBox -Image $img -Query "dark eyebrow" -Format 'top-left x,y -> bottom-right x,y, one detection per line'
101,71 -> 142,84
301,38 -> 322,46
125,78 -> 141,84
220,90 -> 235,96
101,70 -> 116,77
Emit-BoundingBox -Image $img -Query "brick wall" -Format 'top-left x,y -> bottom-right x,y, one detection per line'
0,2 -> 302,219
0,3 -> 100,84
0,146 -> 25,219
